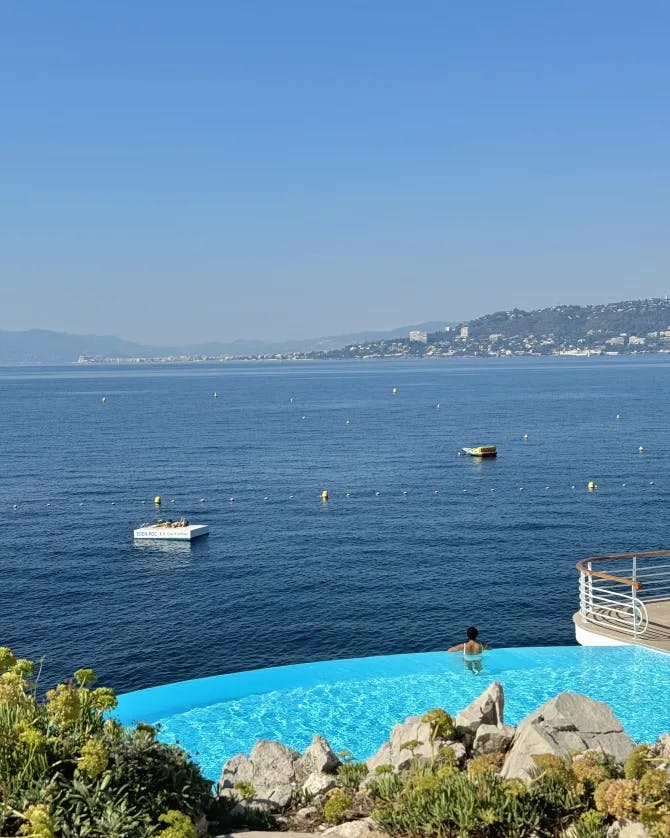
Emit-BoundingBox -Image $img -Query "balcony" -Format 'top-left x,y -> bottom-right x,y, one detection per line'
574,551 -> 670,651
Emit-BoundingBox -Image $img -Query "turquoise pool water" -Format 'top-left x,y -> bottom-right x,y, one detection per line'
115,646 -> 670,782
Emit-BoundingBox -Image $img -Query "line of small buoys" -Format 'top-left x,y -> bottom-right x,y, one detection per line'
9,477 -> 668,513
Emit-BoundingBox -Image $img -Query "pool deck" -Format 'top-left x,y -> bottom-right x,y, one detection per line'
574,599 -> 670,652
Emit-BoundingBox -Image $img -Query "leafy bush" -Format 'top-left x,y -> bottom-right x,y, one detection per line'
466,752 -> 505,777
625,745 -> 651,779
0,647 -> 213,837
421,708 -> 454,741
323,788 -> 353,824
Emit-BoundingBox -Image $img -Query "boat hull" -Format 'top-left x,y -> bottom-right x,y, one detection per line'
461,446 -> 497,457
133,525 -> 209,541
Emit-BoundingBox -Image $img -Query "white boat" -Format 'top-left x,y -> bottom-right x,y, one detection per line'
133,521 -> 209,541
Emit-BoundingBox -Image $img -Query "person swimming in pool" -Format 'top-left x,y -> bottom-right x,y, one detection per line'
448,626 -> 492,674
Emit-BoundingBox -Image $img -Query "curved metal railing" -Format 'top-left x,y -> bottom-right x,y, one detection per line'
576,550 -> 670,638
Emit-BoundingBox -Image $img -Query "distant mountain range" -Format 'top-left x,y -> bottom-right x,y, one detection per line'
0,322 -> 450,363
5,299 -> 670,363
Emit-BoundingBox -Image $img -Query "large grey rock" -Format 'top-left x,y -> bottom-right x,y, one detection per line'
296,735 -> 341,781
218,740 -> 301,811
472,723 -> 516,756
454,682 -> 505,745
366,714 -> 435,771
301,771 -> 340,797
502,693 -> 635,780
323,818 -> 388,838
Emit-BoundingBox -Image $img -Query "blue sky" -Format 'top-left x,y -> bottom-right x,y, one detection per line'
2,1 -> 669,344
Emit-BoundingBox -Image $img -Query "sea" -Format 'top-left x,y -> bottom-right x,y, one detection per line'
1,356 -> 669,694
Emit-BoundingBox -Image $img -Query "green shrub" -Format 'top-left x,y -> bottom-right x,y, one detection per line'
338,760 -> 367,789
421,708 -> 454,741
467,752 -> 505,777
323,788 -> 353,824
594,778 -> 640,820
0,647 -> 212,837
625,745 -> 652,779
233,781 -> 255,800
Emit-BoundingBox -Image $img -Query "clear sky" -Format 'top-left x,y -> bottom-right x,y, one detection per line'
2,1 -> 669,344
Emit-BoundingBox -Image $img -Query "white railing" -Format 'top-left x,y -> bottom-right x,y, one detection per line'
577,551 -> 670,638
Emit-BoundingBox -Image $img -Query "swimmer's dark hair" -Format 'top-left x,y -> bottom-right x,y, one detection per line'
467,626 -> 479,640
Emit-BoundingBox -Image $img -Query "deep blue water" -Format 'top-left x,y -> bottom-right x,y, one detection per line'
1,357 -> 669,693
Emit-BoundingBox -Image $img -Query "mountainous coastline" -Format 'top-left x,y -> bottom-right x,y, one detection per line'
3,299 -> 670,363
315,298 -> 670,360
0,322 -> 448,364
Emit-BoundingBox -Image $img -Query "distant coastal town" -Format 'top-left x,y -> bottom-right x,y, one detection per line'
77,297 -> 670,364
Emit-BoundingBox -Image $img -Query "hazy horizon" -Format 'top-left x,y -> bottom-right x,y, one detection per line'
3,1 -> 669,344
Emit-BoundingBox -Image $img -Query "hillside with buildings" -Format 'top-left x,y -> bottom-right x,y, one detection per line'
311,298 -> 670,360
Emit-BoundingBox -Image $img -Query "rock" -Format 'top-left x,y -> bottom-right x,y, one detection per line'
218,740 -> 301,812
440,740 -> 467,764
323,817 -> 388,838
219,753 -> 255,793
454,682 -> 505,745
295,805 -> 319,821
502,693 -> 635,780
655,734 -> 670,760
607,821 -> 651,838
366,714 -> 436,772
365,742 -> 392,773
296,735 -> 341,781
472,723 -> 516,756
301,771 -> 340,797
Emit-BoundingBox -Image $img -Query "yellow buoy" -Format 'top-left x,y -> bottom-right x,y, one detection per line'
321,490 -> 329,501
587,481 -> 596,491
638,446 -> 644,454
154,495 -> 162,505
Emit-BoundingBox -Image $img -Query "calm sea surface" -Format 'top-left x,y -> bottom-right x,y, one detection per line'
1,357 -> 669,693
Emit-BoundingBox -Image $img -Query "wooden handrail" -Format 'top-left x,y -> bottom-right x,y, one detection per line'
575,550 -> 670,591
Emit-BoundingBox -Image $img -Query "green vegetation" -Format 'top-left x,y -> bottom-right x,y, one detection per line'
323,788 -> 354,824
364,746 -> 670,838
421,708 -> 455,741
336,751 -> 368,790
0,647 -> 212,837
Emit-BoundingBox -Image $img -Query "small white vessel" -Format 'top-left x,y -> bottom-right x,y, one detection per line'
133,520 -> 209,541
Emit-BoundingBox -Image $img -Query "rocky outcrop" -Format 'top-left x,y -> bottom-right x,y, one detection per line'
472,722 -> 516,755
218,740 -> 301,811
365,714 -> 464,773
453,681 -> 505,746
218,735 -> 341,813
295,735 -> 341,782
502,692 -> 635,780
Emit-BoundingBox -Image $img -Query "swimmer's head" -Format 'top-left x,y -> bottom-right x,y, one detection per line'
467,626 -> 479,640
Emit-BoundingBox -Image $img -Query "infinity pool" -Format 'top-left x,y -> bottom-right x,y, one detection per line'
115,646 -> 669,782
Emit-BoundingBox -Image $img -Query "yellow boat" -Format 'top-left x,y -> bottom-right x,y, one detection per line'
461,445 -> 497,458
